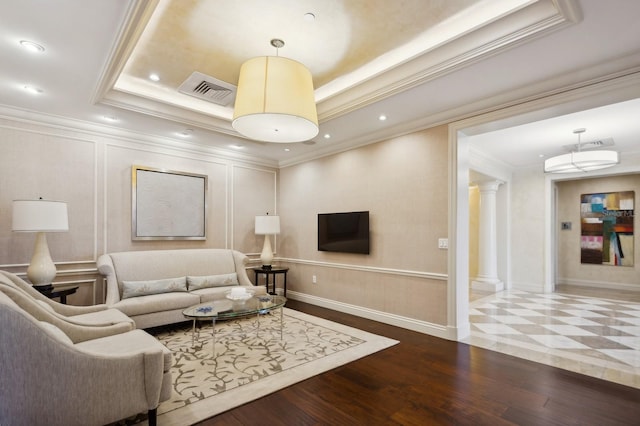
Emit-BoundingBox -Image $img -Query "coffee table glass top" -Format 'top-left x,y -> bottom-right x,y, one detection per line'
183,295 -> 287,320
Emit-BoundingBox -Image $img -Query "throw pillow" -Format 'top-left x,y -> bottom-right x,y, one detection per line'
121,277 -> 188,299
187,273 -> 239,290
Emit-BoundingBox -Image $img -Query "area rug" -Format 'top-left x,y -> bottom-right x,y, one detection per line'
141,307 -> 398,425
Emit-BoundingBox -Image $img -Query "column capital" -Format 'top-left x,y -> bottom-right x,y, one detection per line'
474,179 -> 505,193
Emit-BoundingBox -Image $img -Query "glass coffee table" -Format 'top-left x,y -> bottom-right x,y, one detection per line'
182,294 -> 287,356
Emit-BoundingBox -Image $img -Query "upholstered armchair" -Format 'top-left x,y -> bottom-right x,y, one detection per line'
0,270 -> 134,328
0,288 -> 172,426
0,283 -> 133,342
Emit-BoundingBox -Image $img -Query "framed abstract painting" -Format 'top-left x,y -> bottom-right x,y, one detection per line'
132,165 -> 208,240
580,191 -> 634,266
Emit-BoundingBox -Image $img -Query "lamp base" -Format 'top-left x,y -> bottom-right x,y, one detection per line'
27,232 -> 57,286
260,234 -> 274,268
261,265 -> 273,271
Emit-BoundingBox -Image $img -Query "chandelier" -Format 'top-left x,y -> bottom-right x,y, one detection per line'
544,128 -> 619,173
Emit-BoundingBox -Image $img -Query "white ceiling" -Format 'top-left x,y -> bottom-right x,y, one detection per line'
1,0 -> 640,169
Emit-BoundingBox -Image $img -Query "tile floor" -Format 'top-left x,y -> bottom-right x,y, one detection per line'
464,289 -> 640,389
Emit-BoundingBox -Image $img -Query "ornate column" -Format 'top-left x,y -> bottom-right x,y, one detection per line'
472,180 -> 504,292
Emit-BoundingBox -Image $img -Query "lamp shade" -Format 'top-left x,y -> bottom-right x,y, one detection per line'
12,200 -> 69,232
255,215 -> 280,235
232,56 -> 318,143
544,150 -> 619,173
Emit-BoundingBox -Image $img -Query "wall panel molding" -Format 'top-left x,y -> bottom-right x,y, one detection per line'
279,257 -> 447,281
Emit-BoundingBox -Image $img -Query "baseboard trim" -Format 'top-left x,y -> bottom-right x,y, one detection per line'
286,290 -> 455,340
557,278 -> 640,293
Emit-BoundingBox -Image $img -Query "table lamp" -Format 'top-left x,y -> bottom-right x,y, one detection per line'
255,214 -> 280,269
12,199 -> 69,288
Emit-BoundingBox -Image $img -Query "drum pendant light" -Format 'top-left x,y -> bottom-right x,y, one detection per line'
232,39 -> 318,143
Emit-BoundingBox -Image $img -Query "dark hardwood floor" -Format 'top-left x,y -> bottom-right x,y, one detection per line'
195,299 -> 640,426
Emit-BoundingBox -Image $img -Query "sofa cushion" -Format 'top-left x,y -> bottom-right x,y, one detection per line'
122,277 -> 187,299
187,273 -> 239,290
114,291 -> 200,317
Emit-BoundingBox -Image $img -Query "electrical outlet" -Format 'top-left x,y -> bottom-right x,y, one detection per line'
312,275 -> 317,284
438,238 -> 448,249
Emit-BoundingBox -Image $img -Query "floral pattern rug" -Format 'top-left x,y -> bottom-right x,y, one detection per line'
144,307 -> 398,425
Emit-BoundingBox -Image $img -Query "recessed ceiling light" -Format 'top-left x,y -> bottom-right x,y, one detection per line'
19,40 -> 45,53
102,115 -> 118,122
304,12 -> 316,21
177,129 -> 193,137
230,144 -> 244,150
23,85 -> 43,94
284,148 -> 291,152
378,114 -> 387,121
149,73 -> 160,82
324,133 -> 331,139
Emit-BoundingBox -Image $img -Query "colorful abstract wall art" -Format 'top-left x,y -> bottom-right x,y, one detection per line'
580,191 -> 634,266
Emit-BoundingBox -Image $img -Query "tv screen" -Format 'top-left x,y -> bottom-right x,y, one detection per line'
318,211 -> 370,254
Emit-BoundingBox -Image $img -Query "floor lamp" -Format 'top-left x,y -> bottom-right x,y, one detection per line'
12,199 -> 69,288
255,214 -> 280,269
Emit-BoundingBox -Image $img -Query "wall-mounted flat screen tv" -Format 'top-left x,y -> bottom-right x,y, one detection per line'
318,211 -> 370,254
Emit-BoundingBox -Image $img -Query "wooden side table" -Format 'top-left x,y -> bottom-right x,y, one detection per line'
35,285 -> 78,304
251,266 -> 289,296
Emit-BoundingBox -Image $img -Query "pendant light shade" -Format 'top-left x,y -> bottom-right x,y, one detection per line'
544,128 -> 619,173
232,55 -> 318,143
543,150 -> 619,173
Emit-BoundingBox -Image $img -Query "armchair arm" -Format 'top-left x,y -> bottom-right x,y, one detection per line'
48,302 -> 109,316
0,285 -> 131,343
0,270 -> 109,315
1,308 -> 166,425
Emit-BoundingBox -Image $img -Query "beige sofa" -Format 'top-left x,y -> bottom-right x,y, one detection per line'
97,248 -> 265,329
0,275 -> 172,426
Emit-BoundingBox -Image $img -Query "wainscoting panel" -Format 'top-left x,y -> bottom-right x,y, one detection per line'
265,258 -> 448,326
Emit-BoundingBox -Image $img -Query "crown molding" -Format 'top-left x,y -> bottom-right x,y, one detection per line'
0,104 -> 280,169
92,0 -> 581,132
316,0 -> 581,121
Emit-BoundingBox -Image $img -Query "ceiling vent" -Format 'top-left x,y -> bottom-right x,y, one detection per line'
178,71 -> 236,106
562,137 -> 615,152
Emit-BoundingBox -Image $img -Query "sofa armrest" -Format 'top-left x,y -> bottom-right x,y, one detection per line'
232,250 -> 253,286
97,254 -> 122,305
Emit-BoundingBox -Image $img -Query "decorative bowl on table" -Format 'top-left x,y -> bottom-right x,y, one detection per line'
225,288 -> 255,301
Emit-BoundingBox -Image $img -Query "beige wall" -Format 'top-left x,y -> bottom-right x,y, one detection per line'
556,174 -> 640,288
278,126 -> 449,325
510,167 -> 547,290
0,118 -> 276,305
1,116 -> 452,328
